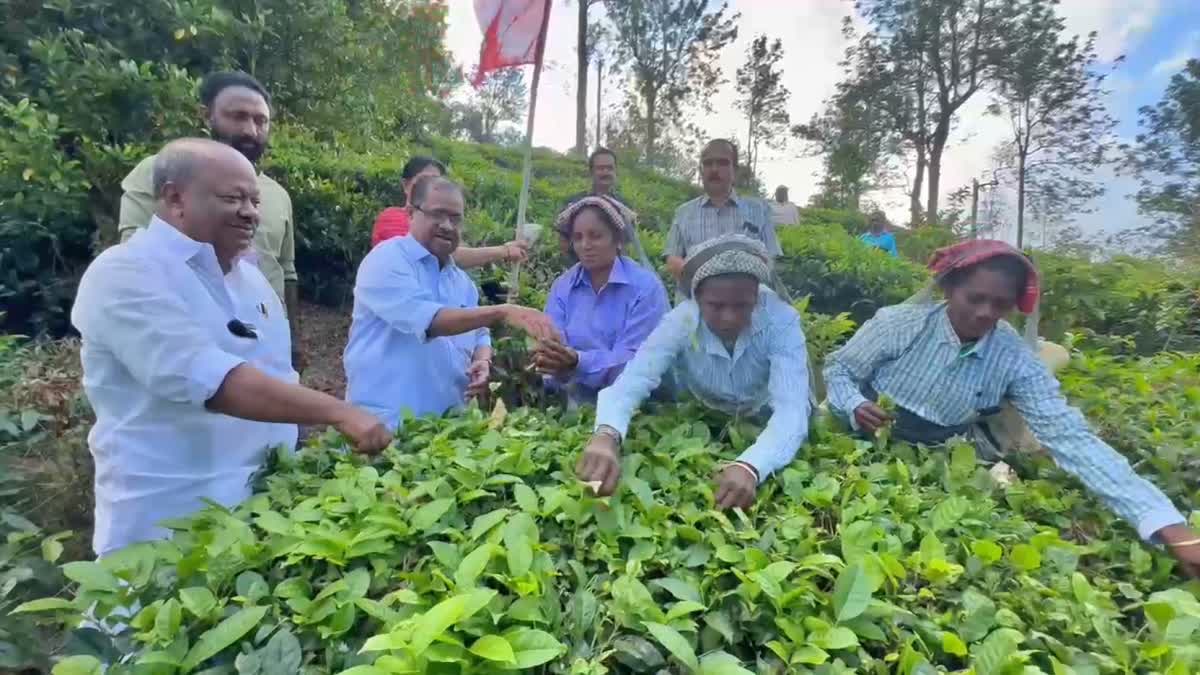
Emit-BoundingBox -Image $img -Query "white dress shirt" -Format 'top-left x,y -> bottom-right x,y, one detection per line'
71,216 -> 298,557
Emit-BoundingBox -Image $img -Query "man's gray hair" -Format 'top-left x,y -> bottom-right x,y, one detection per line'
410,175 -> 464,207
152,138 -> 231,198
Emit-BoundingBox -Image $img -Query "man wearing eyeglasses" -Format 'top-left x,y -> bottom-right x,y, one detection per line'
344,176 -> 561,431
72,138 -> 391,557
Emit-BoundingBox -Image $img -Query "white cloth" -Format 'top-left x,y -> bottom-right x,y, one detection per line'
71,216 -> 298,557
769,200 -> 800,227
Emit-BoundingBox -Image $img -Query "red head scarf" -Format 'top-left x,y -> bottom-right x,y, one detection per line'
928,240 -> 1040,314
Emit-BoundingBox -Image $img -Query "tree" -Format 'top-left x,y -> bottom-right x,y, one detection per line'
794,85 -> 897,211
1125,58 -> 1200,256
472,68 -> 528,144
734,35 -> 790,176
987,0 -> 1115,247
606,0 -> 738,165
846,0 -> 1011,224
572,0 -> 605,156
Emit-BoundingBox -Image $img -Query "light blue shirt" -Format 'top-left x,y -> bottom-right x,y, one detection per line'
823,302 -> 1185,540
344,236 -> 490,430
859,231 -> 898,257
595,288 -> 811,481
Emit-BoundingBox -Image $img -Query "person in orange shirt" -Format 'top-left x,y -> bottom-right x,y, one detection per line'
371,156 -> 528,269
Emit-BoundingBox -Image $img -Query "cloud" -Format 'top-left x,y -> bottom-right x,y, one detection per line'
1055,0 -> 1162,62
1151,30 -> 1200,78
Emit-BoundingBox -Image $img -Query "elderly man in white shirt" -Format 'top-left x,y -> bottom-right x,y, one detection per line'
72,138 -> 390,557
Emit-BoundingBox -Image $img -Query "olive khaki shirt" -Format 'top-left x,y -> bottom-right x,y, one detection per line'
118,155 -> 298,304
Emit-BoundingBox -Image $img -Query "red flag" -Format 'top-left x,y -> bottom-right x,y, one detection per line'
472,0 -> 551,87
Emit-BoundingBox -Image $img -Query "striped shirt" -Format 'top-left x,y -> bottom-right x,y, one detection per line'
666,192 -> 781,260
823,302 -> 1185,540
595,288 -> 811,481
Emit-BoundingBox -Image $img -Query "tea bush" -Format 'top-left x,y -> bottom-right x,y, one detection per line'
16,402 -> 1199,674
775,225 -> 928,323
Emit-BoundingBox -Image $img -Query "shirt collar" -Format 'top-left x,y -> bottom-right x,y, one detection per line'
569,256 -> 632,290
702,189 -> 739,208
398,234 -> 459,272
144,215 -> 210,262
932,303 -> 993,358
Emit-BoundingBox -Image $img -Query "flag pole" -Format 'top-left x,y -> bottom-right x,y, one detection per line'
509,0 -> 553,300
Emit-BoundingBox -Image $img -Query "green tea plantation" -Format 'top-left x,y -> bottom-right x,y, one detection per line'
10,388 -> 1200,674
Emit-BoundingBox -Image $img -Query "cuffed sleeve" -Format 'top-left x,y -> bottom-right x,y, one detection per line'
1008,356 -> 1185,542
736,315 -> 810,480
71,253 -> 246,405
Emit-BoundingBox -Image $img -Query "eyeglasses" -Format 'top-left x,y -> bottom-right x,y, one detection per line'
413,204 -> 465,228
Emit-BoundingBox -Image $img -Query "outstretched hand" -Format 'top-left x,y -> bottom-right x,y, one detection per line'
502,305 -> 561,342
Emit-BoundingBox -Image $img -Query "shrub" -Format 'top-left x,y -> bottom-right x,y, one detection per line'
775,224 -> 928,323
16,403 -> 1199,673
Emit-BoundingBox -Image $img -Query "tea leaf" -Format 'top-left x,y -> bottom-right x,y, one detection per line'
181,605 -> 270,672
831,561 -> 872,623
644,621 -> 699,672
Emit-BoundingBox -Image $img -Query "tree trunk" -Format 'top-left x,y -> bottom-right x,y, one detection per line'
595,56 -> 603,147
927,131 -> 947,225
1016,149 -> 1027,248
645,88 -> 658,163
574,0 -> 588,156
910,143 -> 927,226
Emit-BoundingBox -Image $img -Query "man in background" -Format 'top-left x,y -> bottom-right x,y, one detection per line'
118,71 -> 305,370
769,185 -> 800,227
561,148 -> 629,256
665,139 -> 781,295
859,210 -> 899,257
74,138 -> 389,557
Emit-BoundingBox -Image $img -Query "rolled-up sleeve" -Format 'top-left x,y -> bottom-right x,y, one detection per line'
595,304 -> 692,438
71,255 -> 244,405
353,247 -> 444,338
117,157 -> 157,243
738,316 -> 810,480
1008,358 -> 1185,541
465,282 -> 490,349
279,195 -> 298,282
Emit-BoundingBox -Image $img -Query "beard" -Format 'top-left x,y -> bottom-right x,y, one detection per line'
213,130 -> 266,164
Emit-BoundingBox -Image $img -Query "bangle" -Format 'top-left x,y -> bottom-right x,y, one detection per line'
1168,537 -> 1200,548
594,424 -> 622,445
726,461 -> 759,483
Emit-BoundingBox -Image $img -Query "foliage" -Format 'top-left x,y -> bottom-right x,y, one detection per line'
1033,252 -> 1200,354
1124,58 -> 1200,258
17,397 -> 1200,674
793,88 -> 896,214
775,224 -> 928,323
462,69 -> 528,145
1057,346 -> 1200,507
987,0 -> 1116,247
836,0 -> 1020,223
734,35 -> 790,177
604,0 -> 739,164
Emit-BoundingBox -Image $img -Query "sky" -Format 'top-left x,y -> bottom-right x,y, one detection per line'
444,0 -> 1200,249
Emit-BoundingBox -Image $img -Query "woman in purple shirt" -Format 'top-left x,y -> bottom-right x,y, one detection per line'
532,196 -> 670,407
